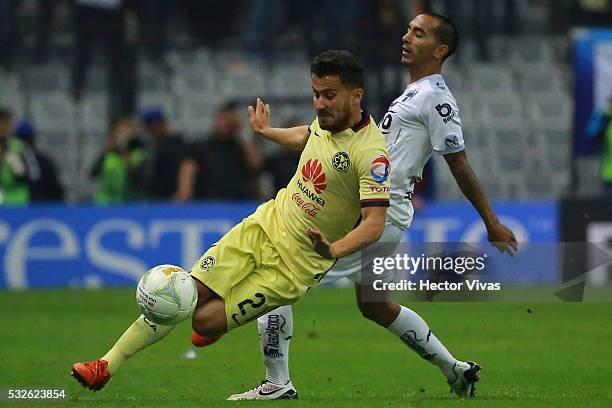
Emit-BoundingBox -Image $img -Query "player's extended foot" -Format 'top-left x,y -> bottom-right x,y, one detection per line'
227,380 -> 298,401
71,359 -> 111,391
447,361 -> 481,398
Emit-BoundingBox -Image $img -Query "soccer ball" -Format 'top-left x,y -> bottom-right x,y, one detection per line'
136,264 -> 198,325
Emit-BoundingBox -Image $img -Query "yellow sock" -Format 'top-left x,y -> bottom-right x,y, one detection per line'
101,315 -> 174,374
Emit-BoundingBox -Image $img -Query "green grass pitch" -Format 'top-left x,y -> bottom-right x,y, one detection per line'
0,287 -> 611,407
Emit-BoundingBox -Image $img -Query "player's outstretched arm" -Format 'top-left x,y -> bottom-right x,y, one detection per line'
248,98 -> 309,151
444,150 -> 518,256
307,206 -> 387,259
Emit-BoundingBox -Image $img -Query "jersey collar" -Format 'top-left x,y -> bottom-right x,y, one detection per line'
350,110 -> 370,132
409,73 -> 443,87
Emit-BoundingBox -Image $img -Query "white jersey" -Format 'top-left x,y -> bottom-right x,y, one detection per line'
380,73 -> 465,230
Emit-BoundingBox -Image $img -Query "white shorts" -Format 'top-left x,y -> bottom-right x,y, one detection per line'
322,222 -> 406,285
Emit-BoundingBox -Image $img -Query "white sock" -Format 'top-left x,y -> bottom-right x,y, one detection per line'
387,306 -> 457,379
101,315 -> 175,374
257,305 -> 293,385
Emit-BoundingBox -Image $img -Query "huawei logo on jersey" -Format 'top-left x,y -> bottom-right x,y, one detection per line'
301,159 -> 327,194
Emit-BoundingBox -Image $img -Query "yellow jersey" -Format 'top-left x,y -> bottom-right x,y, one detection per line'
250,112 -> 391,287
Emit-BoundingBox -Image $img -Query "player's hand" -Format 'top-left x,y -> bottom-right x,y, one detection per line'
307,227 -> 336,259
247,98 -> 271,135
487,222 -> 518,256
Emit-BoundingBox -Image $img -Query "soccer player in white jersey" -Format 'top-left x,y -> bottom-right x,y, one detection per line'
224,13 -> 518,400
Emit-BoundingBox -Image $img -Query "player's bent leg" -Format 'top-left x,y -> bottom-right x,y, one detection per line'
227,305 -> 297,401
191,278 -> 228,338
71,277 -> 221,391
71,315 -> 174,391
355,283 -> 401,327
357,298 -> 401,327
355,284 -> 480,398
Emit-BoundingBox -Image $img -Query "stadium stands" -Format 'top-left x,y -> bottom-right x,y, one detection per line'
0,1 -> 578,203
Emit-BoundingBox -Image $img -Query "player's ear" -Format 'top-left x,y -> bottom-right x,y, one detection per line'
434,44 -> 449,61
352,88 -> 364,105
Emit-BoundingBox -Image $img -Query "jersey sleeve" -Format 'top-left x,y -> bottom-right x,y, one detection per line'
420,91 -> 465,155
356,140 -> 391,208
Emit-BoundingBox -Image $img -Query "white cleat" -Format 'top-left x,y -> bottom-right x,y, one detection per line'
448,361 -> 481,398
227,380 -> 298,401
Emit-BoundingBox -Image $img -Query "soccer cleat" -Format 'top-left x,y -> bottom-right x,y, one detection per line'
71,359 -> 111,391
447,361 -> 481,398
227,380 -> 298,401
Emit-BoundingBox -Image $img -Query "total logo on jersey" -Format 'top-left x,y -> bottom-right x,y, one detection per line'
370,155 -> 390,183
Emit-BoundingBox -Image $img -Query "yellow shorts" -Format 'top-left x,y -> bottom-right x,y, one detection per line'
190,217 -> 308,331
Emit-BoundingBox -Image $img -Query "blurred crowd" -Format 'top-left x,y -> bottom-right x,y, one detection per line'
0,0 -> 584,121
0,100 -> 444,205
1,0 -> 610,204
0,101 -> 306,205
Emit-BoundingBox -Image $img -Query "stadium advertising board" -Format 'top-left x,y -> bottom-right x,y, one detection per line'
560,198 -> 612,286
0,202 -> 557,289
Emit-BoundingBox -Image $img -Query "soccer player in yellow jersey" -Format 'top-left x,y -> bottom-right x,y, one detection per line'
70,50 -> 391,393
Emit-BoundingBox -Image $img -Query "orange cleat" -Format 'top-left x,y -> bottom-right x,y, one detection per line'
191,332 -> 221,347
71,359 -> 111,391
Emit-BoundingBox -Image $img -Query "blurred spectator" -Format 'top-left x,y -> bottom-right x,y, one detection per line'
135,0 -> 170,62
586,94 -> 612,196
177,0 -> 241,47
141,108 -> 187,201
91,116 -> 146,204
0,0 -> 19,69
241,0 -> 284,57
0,110 -> 35,205
297,0 -> 365,56
0,0 -> 61,67
71,0 -> 137,123
360,0 -> 407,118
34,0 -> 59,64
14,120 -> 64,202
174,101 -> 264,201
440,0 -> 495,62
243,0 -> 366,57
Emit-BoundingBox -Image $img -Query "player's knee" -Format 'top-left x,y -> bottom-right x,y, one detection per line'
192,315 -> 225,338
358,301 -> 395,326
191,302 -> 227,338
358,301 -> 385,324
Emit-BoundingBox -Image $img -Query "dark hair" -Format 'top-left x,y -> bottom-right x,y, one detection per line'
311,50 -> 364,89
422,12 -> 459,60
